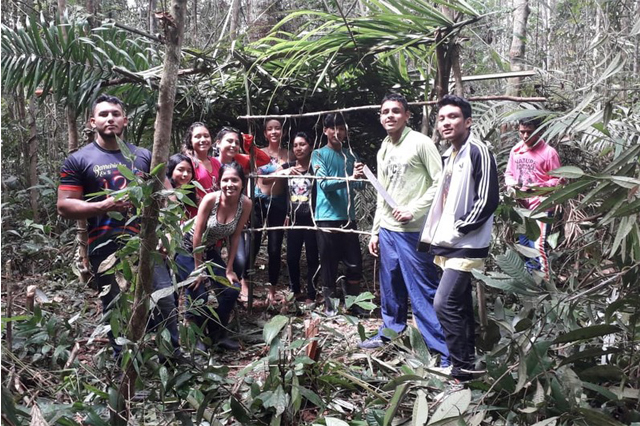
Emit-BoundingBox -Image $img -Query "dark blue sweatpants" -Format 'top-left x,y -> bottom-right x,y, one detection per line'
377,229 -> 449,365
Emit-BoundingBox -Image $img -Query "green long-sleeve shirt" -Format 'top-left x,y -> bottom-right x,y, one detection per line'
371,127 -> 442,234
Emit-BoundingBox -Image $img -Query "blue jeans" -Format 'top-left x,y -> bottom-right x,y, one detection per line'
175,250 -> 240,341
518,213 -> 551,278
378,229 -> 449,365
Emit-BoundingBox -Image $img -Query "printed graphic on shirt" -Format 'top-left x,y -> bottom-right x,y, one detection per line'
512,157 -> 537,187
59,142 -> 151,255
384,155 -> 409,189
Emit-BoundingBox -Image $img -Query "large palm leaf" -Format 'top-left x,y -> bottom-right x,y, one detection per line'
246,0 -> 480,100
1,14 -> 162,115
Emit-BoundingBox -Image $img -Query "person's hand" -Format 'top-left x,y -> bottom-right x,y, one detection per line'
101,195 -> 132,214
226,271 -> 239,286
368,235 -> 379,257
242,133 -> 254,152
189,272 -> 206,290
506,186 -> 517,198
392,207 -> 413,224
352,162 -> 365,179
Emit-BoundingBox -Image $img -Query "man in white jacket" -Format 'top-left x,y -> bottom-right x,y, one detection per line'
419,95 -> 499,383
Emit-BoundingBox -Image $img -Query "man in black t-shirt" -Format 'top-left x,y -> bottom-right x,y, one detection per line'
57,94 -> 178,356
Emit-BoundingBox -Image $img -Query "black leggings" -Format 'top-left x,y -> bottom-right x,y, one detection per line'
287,221 -> 319,299
250,196 -> 287,285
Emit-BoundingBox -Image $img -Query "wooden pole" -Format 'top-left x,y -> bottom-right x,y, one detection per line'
238,96 -> 547,120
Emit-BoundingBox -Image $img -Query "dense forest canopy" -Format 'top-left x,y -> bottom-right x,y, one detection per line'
1,0 -> 639,425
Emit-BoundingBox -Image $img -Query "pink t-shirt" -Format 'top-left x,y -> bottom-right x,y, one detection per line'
193,156 -> 222,198
505,139 -> 562,209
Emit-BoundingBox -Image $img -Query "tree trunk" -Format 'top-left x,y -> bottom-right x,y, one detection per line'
506,0 -> 529,97
229,0 -> 241,40
148,0 -> 157,36
27,97 -> 39,221
115,0 -> 187,421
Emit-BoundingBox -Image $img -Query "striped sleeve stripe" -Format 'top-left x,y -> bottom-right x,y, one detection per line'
458,141 -> 491,226
58,185 -> 83,192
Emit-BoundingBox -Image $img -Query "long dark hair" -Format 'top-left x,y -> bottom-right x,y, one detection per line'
166,153 -> 198,205
218,161 -> 247,191
181,122 -> 209,156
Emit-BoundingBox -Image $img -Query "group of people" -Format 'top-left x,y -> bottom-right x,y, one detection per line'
57,92 -> 561,383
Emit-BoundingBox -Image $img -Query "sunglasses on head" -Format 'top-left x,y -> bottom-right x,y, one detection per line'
221,126 -> 240,134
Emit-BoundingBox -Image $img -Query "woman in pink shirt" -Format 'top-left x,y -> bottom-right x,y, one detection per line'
182,122 -> 223,198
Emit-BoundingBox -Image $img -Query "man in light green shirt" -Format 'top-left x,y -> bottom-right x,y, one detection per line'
360,94 -> 450,369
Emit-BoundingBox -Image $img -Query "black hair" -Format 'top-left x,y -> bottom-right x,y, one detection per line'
166,153 -> 198,205
381,93 -> 410,112
263,117 -> 283,127
518,117 -> 543,128
293,131 -> 311,144
181,122 -> 210,155
218,161 -> 246,190
437,94 -> 472,119
323,113 -> 346,128
91,94 -> 125,116
215,126 -> 241,143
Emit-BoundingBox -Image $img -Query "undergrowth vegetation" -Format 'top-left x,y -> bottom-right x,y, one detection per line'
2,98 -> 639,425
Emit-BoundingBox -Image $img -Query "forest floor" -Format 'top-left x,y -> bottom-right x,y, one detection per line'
3,245 -> 455,424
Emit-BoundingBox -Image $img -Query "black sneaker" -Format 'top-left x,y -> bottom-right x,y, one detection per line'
348,304 -> 369,317
217,337 -> 240,351
358,336 -> 385,349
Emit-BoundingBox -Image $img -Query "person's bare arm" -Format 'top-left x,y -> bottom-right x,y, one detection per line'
225,197 -> 253,284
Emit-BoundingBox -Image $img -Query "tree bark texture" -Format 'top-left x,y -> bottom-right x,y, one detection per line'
116,0 -> 187,421
229,0 -> 241,40
506,0 -> 529,97
506,0 -> 530,96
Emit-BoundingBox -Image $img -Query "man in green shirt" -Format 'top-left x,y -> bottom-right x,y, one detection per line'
360,94 -> 450,368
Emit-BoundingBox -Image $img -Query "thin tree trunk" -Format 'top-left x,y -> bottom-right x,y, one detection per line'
116,0 -> 187,421
229,0 -> 241,40
506,0 -> 530,97
149,0 -> 157,36
27,97 -> 39,221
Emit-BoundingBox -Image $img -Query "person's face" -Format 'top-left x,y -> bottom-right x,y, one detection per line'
437,104 -> 471,145
292,137 -> 311,160
380,100 -> 410,135
220,168 -> 242,197
217,131 -> 241,158
190,126 -> 212,156
324,124 -> 347,149
264,120 -> 283,145
172,160 -> 193,188
519,124 -> 540,147
91,102 -> 128,138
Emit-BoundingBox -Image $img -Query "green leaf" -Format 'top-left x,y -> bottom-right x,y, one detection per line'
263,315 -> 288,345
548,166 -> 585,179
262,385 -> 289,416
429,389 -> 470,424
117,164 -> 136,181
412,389 -> 429,426
577,365 -> 625,382
150,162 -> 166,177
229,396 -> 251,424
552,324 -> 621,344
383,383 -> 408,426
